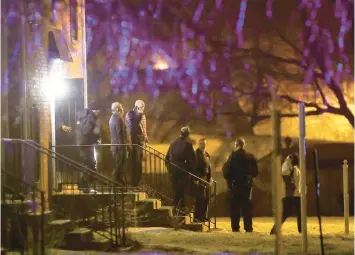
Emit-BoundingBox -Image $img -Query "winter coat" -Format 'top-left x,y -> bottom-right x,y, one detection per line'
165,137 -> 197,179
109,113 -> 128,152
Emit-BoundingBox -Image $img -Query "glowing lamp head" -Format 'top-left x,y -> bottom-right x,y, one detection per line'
42,59 -> 67,99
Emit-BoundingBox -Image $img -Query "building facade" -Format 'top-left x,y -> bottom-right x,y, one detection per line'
1,0 -> 87,198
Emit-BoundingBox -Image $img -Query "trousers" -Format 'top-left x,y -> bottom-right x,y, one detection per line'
270,197 -> 301,234
229,187 -> 253,232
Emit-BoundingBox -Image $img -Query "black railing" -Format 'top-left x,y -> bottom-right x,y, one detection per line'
1,139 -> 129,248
1,168 -> 45,254
53,143 -> 217,230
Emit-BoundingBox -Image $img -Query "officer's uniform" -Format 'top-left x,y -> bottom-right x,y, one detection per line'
223,148 -> 258,232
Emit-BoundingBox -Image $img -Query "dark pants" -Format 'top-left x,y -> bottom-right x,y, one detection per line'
112,148 -> 127,185
194,182 -> 209,221
171,176 -> 186,213
131,137 -> 144,187
229,187 -> 253,232
78,146 -> 96,189
270,197 -> 301,234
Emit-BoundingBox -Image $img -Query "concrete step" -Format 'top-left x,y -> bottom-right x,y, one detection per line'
1,199 -> 32,213
182,222 -> 209,232
26,210 -> 53,226
64,228 -> 93,250
136,198 -> 162,211
138,206 -> 174,227
90,234 -> 112,251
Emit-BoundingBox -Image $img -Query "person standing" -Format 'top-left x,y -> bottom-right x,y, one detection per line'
76,101 -> 101,191
165,127 -> 197,214
109,102 -> 128,185
194,138 -> 212,222
223,138 -> 258,232
125,99 -> 148,186
270,153 -> 301,234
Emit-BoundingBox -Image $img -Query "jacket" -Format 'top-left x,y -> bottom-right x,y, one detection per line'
223,149 -> 258,189
109,113 -> 128,152
165,137 -> 197,178
125,110 -> 147,142
76,108 -> 100,145
196,148 -> 211,182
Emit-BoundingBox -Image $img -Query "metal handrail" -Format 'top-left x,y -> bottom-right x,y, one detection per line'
53,143 -> 217,229
1,168 -> 46,254
1,139 -> 127,245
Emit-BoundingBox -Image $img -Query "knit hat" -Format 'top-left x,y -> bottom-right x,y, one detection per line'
180,126 -> 190,138
88,101 -> 99,111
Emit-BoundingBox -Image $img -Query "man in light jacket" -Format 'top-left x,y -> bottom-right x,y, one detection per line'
270,153 -> 301,234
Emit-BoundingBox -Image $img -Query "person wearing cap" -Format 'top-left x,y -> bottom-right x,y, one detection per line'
222,138 -> 258,232
76,101 -> 101,191
270,153 -> 301,235
109,102 -> 128,185
165,127 -> 197,213
125,99 -> 148,186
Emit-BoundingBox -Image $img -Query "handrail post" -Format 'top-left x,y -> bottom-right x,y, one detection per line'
41,192 -> 45,255
214,181 -> 217,229
343,159 -> 349,235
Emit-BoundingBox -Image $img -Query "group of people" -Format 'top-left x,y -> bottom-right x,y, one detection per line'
165,127 -> 212,221
56,99 -> 148,190
222,138 -> 302,234
57,99 -> 303,233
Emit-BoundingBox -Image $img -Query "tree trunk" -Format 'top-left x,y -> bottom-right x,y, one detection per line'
342,107 -> 355,128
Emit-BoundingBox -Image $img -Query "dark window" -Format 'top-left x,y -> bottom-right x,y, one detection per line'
70,0 -> 78,41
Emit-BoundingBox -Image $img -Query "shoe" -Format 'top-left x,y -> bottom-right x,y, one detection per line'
245,229 -> 253,233
232,229 -> 240,232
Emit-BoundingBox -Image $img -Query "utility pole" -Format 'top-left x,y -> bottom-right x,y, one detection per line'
81,0 -> 88,108
298,102 -> 308,253
271,92 -> 283,255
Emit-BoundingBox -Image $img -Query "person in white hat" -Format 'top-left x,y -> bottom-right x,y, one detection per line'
125,99 -> 148,186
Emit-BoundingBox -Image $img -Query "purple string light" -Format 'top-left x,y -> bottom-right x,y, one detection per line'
235,0 -> 248,48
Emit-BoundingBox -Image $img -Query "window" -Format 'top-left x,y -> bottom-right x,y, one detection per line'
70,0 -> 78,41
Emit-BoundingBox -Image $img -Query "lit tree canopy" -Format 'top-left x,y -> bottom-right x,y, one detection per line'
85,0 -> 354,128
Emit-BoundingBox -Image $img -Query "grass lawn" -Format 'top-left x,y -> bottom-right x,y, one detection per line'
46,217 -> 353,254
127,217 -> 354,255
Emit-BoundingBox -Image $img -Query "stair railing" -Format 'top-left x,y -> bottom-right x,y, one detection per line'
53,143 -> 217,230
1,138 -> 129,247
1,168 -> 46,255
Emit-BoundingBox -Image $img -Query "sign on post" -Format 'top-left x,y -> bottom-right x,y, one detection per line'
343,159 -> 349,235
298,103 -> 308,253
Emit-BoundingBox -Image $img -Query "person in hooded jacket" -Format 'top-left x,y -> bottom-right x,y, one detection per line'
223,138 -> 258,232
76,101 -> 101,190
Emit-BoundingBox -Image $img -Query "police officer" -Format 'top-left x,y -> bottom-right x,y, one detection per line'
223,138 -> 258,232
165,127 -> 197,213
76,101 -> 101,191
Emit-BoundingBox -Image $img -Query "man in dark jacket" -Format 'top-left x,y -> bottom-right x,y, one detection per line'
109,102 -> 128,185
165,127 -> 197,213
125,99 -> 147,186
223,138 -> 258,232
194,138 -> 212,222
76,101 -> 101,190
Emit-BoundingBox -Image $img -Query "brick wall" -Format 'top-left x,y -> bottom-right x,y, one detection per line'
25,14 -> 51,202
